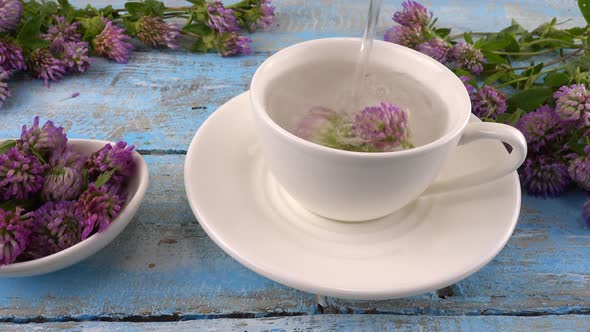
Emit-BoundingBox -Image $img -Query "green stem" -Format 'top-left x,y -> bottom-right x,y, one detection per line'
449,32 -> 495,40
495,65 -> 566,88
520,38 -> 579,47
492,48 -> 570,56
115,5 -> 194,13
507,47 -> 586,70
163,6 -> 194,11
226,0 -> 251,10
181,30 -> 201,38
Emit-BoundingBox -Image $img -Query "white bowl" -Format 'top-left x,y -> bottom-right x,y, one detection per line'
0,139 -> 149,277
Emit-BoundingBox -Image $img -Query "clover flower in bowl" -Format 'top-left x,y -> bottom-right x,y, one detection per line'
0,118 -> 148,277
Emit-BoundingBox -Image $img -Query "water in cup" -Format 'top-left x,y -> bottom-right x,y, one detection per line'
267,60 -> 449,150
269,0 -> 447,152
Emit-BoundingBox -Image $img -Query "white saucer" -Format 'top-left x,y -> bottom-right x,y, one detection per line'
184,92 -> 521,300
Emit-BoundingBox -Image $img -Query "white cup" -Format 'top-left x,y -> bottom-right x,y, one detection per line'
250,38 -> 527,222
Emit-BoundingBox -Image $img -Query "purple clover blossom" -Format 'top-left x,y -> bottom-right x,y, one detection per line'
0,207 -> 33,265
41,160 -> 84,202
93,19 -> 133,64
583,199 -> 590,226
17,116 -> 67,159
294,107 -> 364,150
519,155 -> 571,198
61,41 -> 91,73
78,183 -> 124,239
207,0 -> 238,33
27,201 -> 83,258
295,107 -> 341,141
417,38 -> 451,63
471,85 -> 507,119
218,32 -> 252,57
255,0 -> 275,31
49,146 -> 85,169
460,76 -> 475,99
85,141 -> 136,185
0,69 -> 9,107
0,0 -> 22,33
384,25 -> 424,48
41,16 -> 81,50
450,42 -> 486,75
553,84 -> 590,127
393,0 -> 432,28
0,148 -> 47,200
568,145 -> 590,191
137,16 -> 181,49
42,149 -> 85,202
515,105 -> 567,153
28,48 -> 66,86
0,39 -> 26,73
352,102 -> 412,151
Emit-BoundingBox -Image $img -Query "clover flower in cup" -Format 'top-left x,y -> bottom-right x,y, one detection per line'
295,107 -> 342,141
352,102 -> 412,151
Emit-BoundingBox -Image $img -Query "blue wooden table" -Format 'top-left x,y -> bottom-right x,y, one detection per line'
1,0 -> 589,330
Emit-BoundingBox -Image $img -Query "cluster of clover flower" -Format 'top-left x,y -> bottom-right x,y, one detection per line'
294,103 -> 414,153
385,1 -> 590,224
0,117 -> 136,265
0,0 -> 275,106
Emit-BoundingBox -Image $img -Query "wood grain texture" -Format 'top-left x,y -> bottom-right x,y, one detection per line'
0,0 -> 584,151
1,314 -> 590,331
0,0 -> 589,326
0,156 -> 587,321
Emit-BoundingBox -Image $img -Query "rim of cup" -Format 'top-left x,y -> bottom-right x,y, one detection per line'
250,37 -> 472,159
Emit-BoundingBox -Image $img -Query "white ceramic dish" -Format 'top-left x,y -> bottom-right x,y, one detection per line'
0,139 -> 149,277
184,92 -> 521,300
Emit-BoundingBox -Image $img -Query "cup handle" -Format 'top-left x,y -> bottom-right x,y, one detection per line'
424,122 -> 527,195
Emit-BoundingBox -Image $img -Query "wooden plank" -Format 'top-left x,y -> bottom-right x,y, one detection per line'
1,314 -> 590,331
0,155 -> 587,320
0,155 -> 317,321
1,0 -> 589,323
328,190 -> 590,315
0,0 -> 583,151
0,53 -> 265,151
